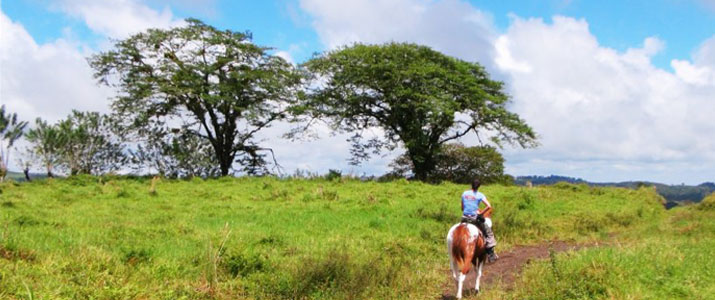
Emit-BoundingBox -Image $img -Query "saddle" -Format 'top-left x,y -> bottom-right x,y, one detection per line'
460,214 -> 486,233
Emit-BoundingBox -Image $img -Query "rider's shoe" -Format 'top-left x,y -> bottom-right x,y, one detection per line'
486,248 -> 499,263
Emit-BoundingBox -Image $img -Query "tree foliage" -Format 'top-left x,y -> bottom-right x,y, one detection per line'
0,105 -> 28,181
25,118 -> 64,177
389,143 -> 512,184
302,43 -> 536,180
128,121 -> 220,178
58,111 -> 126,175
90,19 -> 302,176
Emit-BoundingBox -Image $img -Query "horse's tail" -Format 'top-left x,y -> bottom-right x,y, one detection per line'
451,224 -> 470,273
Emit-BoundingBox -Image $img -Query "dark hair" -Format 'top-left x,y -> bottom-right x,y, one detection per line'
472,179 -> 481,190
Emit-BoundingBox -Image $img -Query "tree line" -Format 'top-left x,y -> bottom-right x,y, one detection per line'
1,19 -> 536,183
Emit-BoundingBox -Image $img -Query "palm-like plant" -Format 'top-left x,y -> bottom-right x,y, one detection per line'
0,105 -> 28,181
26,118 -> 65,178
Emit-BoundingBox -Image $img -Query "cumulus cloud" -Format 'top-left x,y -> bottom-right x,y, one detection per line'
0,11 -> 112,123
1,1 -> 186,172
672,36 -> 715,86
53,0 -> 184,38
299,0 -> 497,67
497,16 -> 715,183
1,0 -> 188,126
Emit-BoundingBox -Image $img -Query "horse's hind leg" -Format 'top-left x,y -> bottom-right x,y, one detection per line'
450,258 -> 459,280
456,272 -> 466,299
475,257 -> 484,293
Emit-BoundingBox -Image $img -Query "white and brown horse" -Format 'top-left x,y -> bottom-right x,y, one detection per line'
446,213 -> 490,298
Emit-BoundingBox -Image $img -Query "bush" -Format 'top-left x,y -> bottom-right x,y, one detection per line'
388,143 -> 512,184
698,193 -> 715,211
223,252 -> 266,277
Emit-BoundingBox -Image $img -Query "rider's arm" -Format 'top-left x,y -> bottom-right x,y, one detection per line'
479,198 -> 492,216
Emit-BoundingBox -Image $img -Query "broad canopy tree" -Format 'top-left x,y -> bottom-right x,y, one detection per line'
90,19 -> 302,176
303,43 -> 537,181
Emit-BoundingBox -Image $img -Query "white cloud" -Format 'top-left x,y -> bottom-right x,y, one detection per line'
299,0 -> 497,66
274,50 -> 295,64
671,36 -> 715,86
494,35 -> 532,73
0,11 -> 112,123
53,0 -> 184,38
497,16 -> 715,184
1,1 -> 186,173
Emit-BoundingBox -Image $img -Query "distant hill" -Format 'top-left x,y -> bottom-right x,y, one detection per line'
515,175 -> 715,207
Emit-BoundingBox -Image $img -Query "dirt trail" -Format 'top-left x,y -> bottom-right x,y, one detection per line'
440,241 -> 601,299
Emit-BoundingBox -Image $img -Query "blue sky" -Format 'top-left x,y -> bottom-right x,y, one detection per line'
4,0 -> 714,66
1,0 -> 714,184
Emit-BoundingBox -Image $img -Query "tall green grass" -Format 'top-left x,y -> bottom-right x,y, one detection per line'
486,192 -> 715,300
0,177 -> 671,299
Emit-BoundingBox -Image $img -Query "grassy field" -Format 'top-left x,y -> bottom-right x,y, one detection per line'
0,176 -> 708,299
496,193 -> 715,300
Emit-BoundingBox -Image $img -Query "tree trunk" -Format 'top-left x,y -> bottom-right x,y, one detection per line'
46,164 -> 54,178
218,149 -> 232,176
23,168 -> 31,182
408,149 -> 436,182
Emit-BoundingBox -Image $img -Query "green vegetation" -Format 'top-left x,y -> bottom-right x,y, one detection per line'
301,42 -> 536,181
1,105 -> 28,181
388,143 -> 512,184
0,178 -> 679,299
489,193 -> 715,300
90,19 -> 301,176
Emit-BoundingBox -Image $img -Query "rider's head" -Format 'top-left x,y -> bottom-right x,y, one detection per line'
472,179 -> 481,191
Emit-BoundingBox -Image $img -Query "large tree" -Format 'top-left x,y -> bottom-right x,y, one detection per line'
90,19 -> 302,176
302,43 -> 537,180
0,105 -> 28,181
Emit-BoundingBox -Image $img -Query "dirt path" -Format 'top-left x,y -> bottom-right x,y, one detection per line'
439,241 -> 601,299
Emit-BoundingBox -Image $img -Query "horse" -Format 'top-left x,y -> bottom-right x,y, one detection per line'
446,211 -> 491,298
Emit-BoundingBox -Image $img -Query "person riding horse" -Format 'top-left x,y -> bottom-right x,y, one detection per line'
461,179 -> 498,263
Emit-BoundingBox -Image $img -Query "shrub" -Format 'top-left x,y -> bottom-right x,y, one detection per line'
697,192 -> 715,211
223,252 -> 266,277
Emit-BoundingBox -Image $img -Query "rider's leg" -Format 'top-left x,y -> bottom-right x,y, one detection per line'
483,218 -> 498,262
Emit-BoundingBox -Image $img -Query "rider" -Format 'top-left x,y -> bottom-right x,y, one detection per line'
461,179 -> 498,263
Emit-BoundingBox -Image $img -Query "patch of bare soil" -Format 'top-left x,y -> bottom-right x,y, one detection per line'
439,240 -> 602,299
